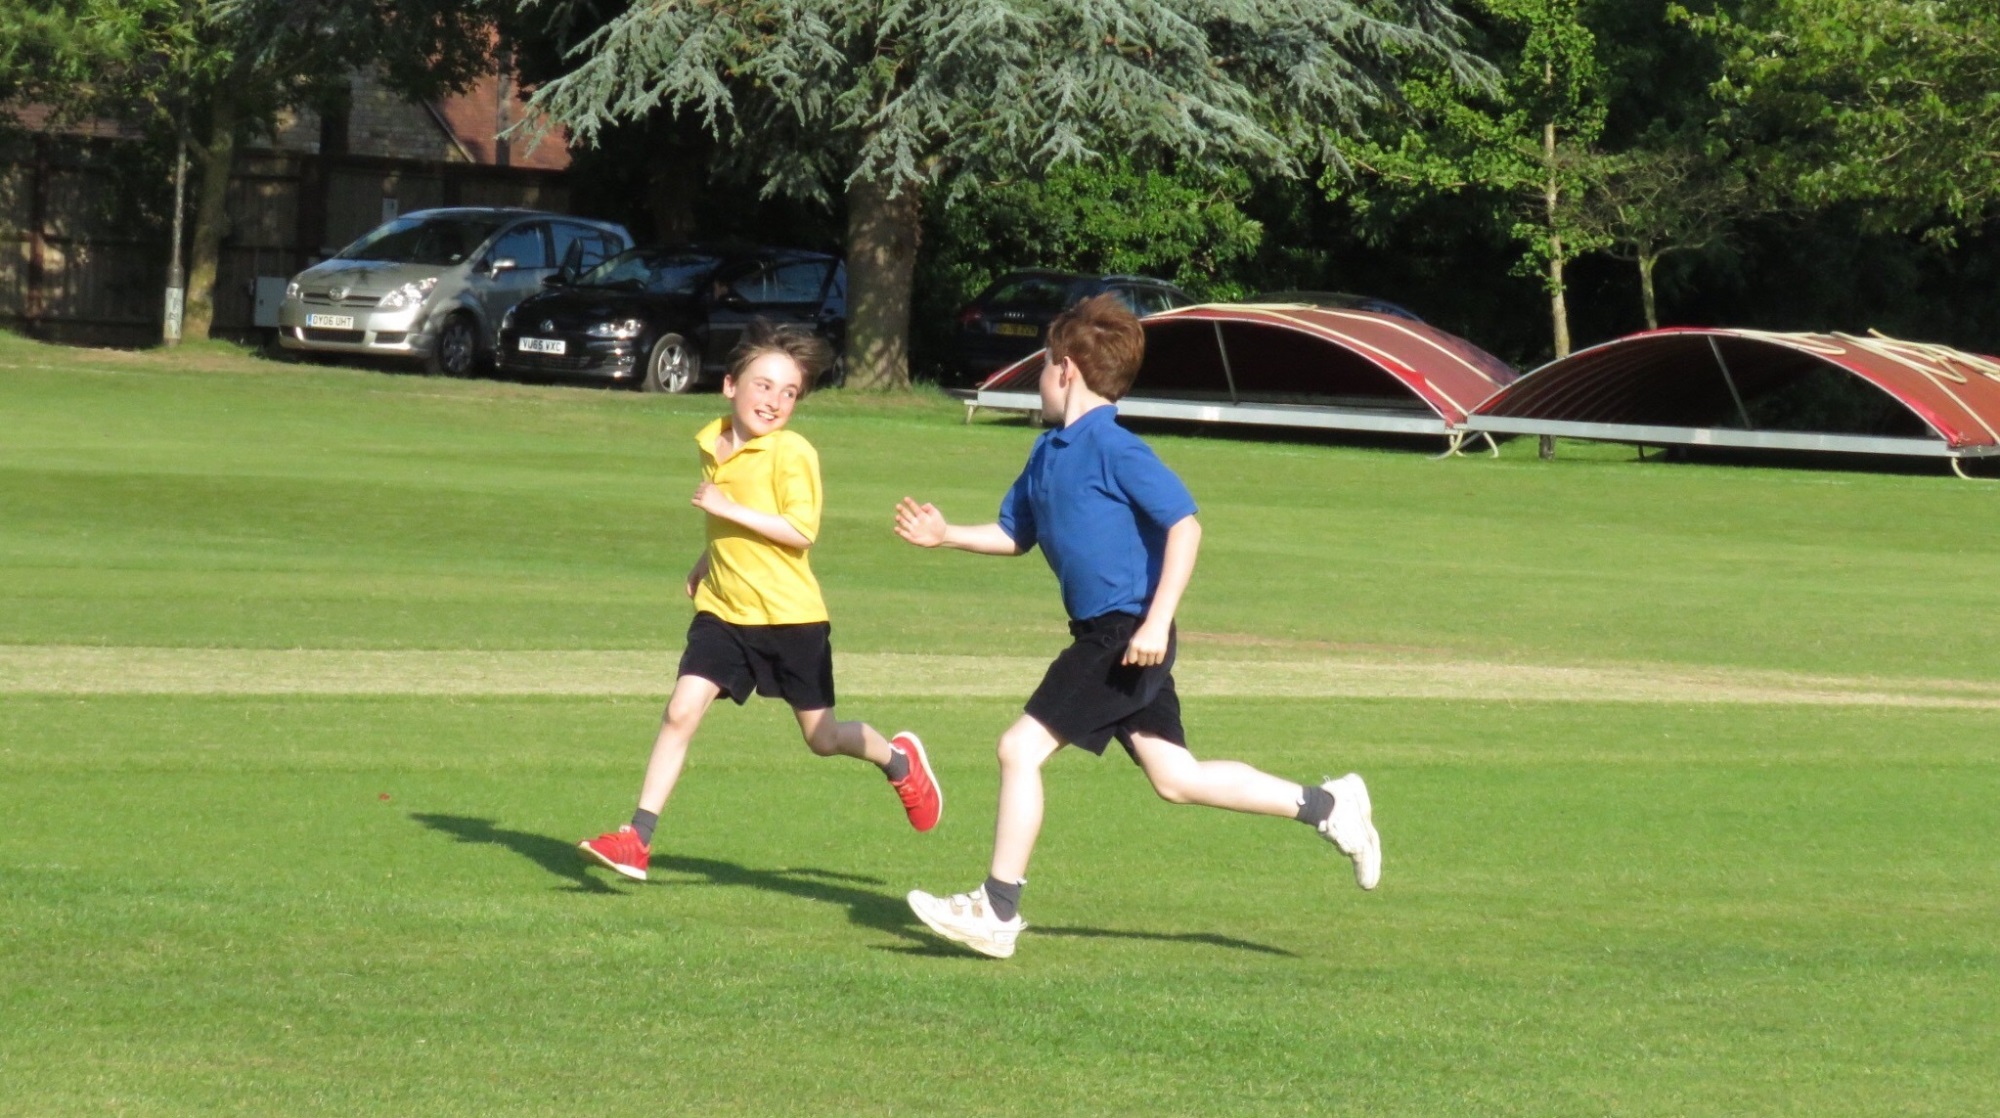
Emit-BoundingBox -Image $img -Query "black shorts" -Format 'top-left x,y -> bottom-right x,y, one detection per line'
1025,612 -> 1186,759
678,611 -> 836,710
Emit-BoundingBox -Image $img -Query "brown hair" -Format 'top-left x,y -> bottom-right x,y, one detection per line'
724,319 -> 833,396
1045,293 -> 1145,401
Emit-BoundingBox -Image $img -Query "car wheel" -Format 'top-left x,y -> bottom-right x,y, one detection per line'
821,349 -> 847,389
643,333 -> 696,393
427,313 -> 480,378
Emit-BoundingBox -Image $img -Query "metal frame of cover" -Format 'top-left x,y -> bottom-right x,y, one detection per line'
1466,328 -> 2000,466
970,303 -> 1518,442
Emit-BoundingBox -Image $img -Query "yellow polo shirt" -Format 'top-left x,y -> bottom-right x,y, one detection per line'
690,417 -> 828,625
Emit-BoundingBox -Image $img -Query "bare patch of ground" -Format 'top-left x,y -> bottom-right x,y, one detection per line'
4,645 -> 2000,708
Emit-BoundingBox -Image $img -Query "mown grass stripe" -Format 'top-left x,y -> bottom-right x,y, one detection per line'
5,645 -> 1999,706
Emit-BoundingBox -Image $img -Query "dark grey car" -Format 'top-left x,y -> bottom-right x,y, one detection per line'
277,208 -> 632,375
945,270 -> 1195,389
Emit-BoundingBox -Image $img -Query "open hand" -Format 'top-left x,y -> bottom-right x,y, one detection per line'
894,497 -> 947,547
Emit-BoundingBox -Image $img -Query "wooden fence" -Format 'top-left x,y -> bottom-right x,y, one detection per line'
1,136 -> 568,347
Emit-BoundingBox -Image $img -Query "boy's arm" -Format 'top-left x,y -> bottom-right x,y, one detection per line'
693,482 -> 813,550
684,549 -> 711,599
894,497 -> 1025,556
1124,514 -> 1200,666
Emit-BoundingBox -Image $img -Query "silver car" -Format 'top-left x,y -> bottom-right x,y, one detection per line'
277,208 -> 632,375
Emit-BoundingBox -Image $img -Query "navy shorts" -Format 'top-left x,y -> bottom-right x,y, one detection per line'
1025,612 -> 1186,758
678,611 -> 836,710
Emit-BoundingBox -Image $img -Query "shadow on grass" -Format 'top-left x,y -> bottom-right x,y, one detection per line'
409,813 -> 620,896
409,814 -> 1294,957
655,854 -> 945,952
1033,925 -> 1296,957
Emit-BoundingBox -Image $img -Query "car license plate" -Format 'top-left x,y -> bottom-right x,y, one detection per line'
994,322 -> 1037,337
517,337 -> 566,355
305,313 -> 355,329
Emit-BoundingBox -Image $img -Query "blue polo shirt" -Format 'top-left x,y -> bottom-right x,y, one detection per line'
997,404 -> 1199,621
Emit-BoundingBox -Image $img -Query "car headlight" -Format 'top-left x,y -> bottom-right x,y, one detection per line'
285,280 -> 300,300
376,277 -> 439,309
585,318 -> 645,339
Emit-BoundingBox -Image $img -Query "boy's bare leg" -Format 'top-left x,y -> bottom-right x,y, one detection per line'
637,674 -> 723,815
580,674 -> 721,879
1127,732 -> 1301,817
902,715 -> 1057,957
1131,732 -> 1382,889
793,707 -> 893,766
797,707 -> 943,832
990,714 -> 1065,882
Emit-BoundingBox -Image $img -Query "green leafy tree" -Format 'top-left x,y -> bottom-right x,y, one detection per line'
1330,0 -> 1610,362
914,155 -> 1262,375
525,0 -> 1483,389
1575,143 -> 1746,328
0,1 -> 198,126
1679,0 -> 2000,243
931,158 -> 1263,298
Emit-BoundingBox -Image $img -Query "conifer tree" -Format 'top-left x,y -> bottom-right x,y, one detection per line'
526,0 -> 1482,389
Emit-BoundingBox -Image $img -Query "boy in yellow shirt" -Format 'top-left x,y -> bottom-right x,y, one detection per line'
580,325 -> 941,881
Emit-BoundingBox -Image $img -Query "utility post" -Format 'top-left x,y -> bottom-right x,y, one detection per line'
163,124 -> 188,346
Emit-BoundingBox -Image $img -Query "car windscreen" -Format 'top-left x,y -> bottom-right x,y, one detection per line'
984,275 -> 1071,312
335,216 -> 505,265
576,250 -> 721,295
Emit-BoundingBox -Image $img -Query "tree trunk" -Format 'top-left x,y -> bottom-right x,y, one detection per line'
1543,122 -> 1571,362
1638,252 -> 1659,330
1540,242 -> 1565,462
646,115 -> 711,243
843,172 -> 921,390
183,95 -> 239,343
1541,118 -> 1567,461
1548,247 -> 1570,357
647,149 -> 702,243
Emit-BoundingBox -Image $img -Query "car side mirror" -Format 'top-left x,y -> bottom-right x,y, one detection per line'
543,269 -> 571,287
489,257 -> 518,275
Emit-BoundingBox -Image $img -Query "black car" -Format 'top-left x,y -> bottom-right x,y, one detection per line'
496,246 -> 847,392
944,269 -> 1196,389
1249,290 -> 1425,323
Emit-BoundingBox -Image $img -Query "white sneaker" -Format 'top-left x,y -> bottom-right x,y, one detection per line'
907,885 -> 1024,959
1318,773 -> 1382,890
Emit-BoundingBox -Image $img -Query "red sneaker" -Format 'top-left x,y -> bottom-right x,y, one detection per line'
578,826 -> 649,881
888,731 -> 943,832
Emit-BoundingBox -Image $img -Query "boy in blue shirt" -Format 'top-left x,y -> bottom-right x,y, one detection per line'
894,294 -> 1381,959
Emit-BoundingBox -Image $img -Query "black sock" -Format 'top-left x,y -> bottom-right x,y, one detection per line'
1295,785 -> 1335,827
882,744 -> 910,782
630,808 -> 659,846
982,875 -> 1023,922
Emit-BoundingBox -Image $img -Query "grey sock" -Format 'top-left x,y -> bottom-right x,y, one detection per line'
882,744 -> 911,782
630,809 -> 659,846
1295,785 -> 1335,827
983,875 -> 1022,922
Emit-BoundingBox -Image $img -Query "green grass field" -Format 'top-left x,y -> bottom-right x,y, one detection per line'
3,333 -> 1996,1116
